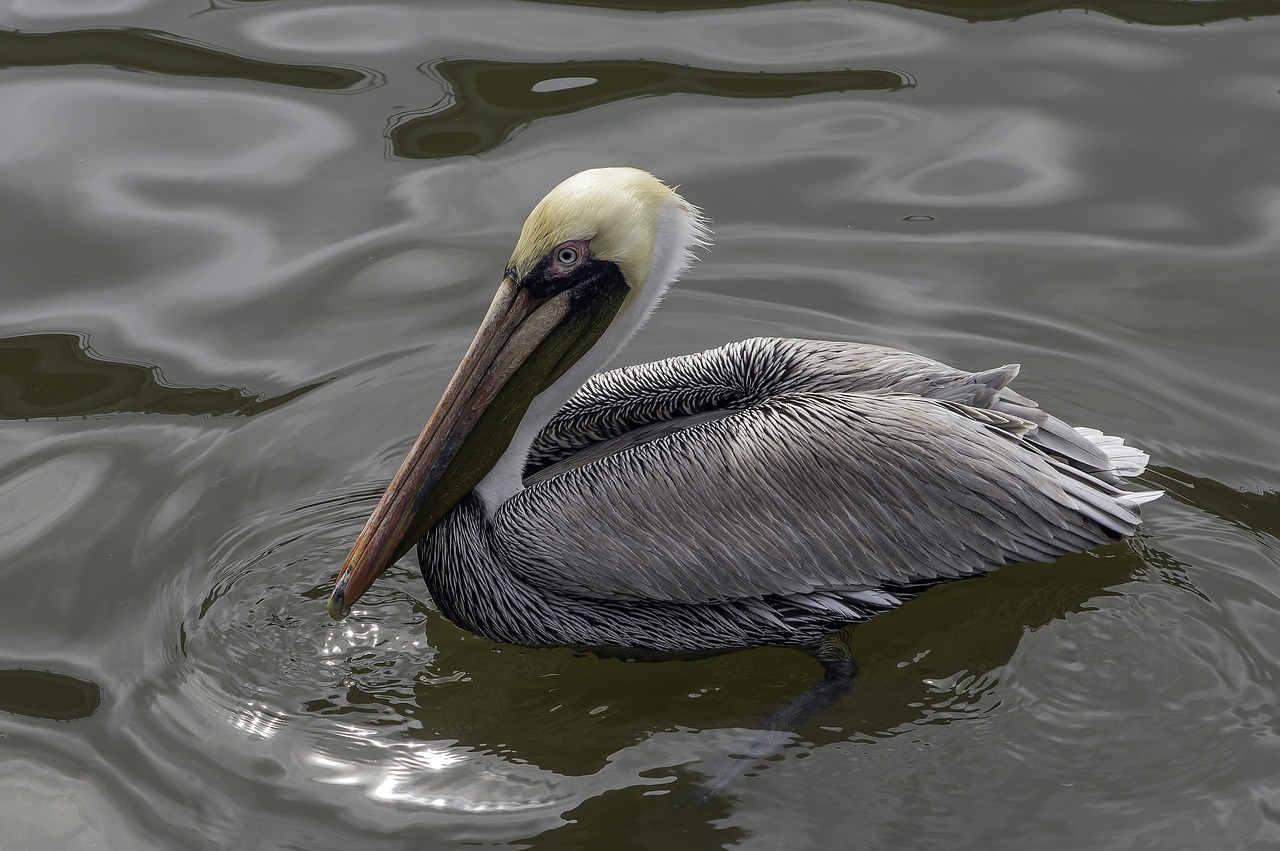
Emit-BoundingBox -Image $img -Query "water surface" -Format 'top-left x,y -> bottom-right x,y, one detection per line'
1,1 -> 1279,848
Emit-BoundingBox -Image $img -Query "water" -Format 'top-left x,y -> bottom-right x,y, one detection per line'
1,1 -> 1278,848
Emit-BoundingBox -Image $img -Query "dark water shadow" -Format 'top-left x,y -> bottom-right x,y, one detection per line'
523,0 -> 1280,26
1146,465 -> 1279,539
455,546 -> 1150,846
346,543 -> 1153,849
0,668 -> 102,722
0,28 -> 373,90
260,466 -> 1239,843
0,333 -> 325,419
389,59 -> 913,158
402,545 -> 1149,756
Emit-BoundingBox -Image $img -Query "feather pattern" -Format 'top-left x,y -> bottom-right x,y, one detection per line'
417,337 -> 1159,652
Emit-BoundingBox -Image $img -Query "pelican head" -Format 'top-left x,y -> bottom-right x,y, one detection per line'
328,168 -> 706,619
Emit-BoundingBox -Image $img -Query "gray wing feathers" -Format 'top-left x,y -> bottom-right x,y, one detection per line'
529,337 -> 1149,484
527,337 -> 1024,475
1073,427 -> 1152,479
992,388 -> 1119,481
501,390 -> 1151,605
505,337 -> 1158,606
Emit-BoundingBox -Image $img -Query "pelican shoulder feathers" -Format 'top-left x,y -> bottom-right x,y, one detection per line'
328,167 -> 1160,655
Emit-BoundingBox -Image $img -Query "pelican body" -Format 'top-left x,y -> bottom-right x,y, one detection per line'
328,168 -> 1160,659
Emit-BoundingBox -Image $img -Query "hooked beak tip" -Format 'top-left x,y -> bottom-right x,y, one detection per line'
327,584 -> 348,622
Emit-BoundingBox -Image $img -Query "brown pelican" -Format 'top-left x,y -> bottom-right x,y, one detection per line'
328,167 -> 1159,737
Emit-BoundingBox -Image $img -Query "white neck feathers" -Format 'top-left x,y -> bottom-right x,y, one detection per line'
473,200 -> 706,510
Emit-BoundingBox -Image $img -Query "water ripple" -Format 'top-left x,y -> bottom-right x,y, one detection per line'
172,486 -> 582,816
0,448 -> 112,556
3,0 -> 1278,846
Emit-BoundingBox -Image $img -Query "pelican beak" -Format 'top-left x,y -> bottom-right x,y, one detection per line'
328,267 -> 626,620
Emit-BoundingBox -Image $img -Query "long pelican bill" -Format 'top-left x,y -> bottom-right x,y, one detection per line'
328,268 -> 628,620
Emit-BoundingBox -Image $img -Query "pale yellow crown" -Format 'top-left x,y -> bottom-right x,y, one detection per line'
508,168 -> 707,293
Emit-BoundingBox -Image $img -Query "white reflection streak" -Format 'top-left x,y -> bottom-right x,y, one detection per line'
531,77 -> 597,94
319,620 -> 424,661
230,701 -> 285,739
304,723 -> 570,813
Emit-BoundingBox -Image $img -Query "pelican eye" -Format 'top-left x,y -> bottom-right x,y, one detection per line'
547,240 -> 590,274
524,239 -> 594,297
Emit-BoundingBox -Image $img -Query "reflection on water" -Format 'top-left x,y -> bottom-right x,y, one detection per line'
0,27 -> 373,90
172,474 -> 1161,821
303,723 -> 573,813
528,0 -> 1280,25
1149,466 -> 1280,539
173,487 -> 584,818
0,669 -> 101,721
393,59 -> 913,158
0,333 -> 325,419
1,0 -> 1278,848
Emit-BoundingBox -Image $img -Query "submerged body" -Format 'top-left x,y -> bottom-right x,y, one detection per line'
329,168 -> 1160,657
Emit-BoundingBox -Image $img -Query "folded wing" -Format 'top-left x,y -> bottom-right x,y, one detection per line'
506,338 -> 1158,605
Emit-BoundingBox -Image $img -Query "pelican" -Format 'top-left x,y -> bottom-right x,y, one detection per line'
328,168 -> 1159,736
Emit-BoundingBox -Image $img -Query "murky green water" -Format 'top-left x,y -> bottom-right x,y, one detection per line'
2,1 -> 1278,848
